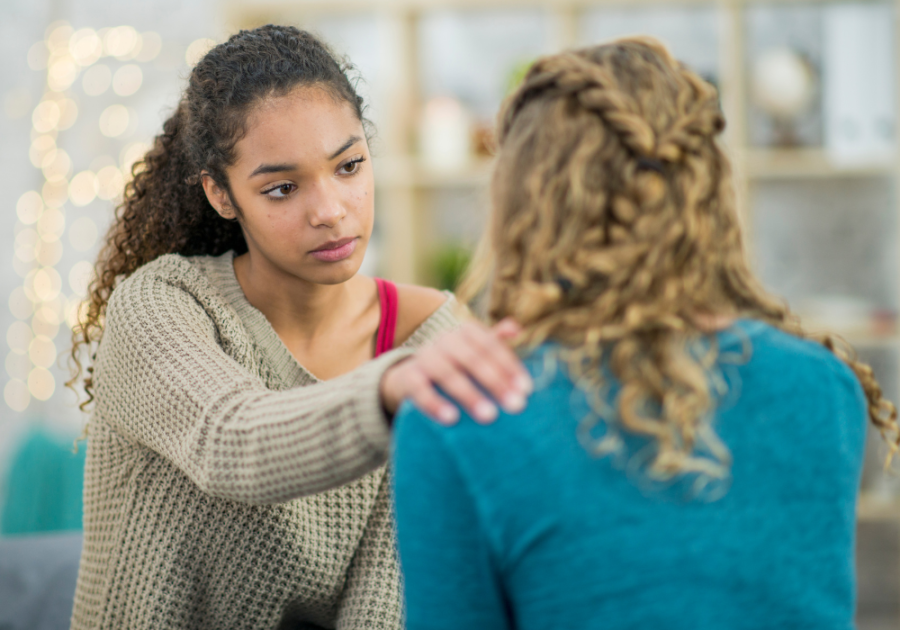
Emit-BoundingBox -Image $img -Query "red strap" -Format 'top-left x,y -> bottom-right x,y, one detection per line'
374,278 -> 398,357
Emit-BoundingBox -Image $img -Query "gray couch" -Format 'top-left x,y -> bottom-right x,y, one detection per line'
0,533 -> 82,630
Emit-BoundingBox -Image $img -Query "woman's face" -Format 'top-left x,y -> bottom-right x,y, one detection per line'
205,86 -> 374,285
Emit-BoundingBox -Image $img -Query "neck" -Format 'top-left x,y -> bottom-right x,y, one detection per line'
233,250 -> 355,340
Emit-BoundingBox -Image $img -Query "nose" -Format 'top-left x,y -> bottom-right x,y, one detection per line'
306,178 -> 347,229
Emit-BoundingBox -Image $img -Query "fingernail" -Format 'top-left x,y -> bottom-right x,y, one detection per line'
473,401 -> 498,423
502,393 -> 525,414
438,406 -> 459,425
515,374 -> 533,394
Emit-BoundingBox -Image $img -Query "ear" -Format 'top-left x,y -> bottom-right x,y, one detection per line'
201,172 -> 238,220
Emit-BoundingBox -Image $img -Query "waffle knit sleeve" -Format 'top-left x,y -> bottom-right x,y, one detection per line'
93,265 -> 412,505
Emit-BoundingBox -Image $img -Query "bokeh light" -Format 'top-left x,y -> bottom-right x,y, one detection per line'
120,141 -> 149,174
99,104 -> 129,137
33,268 -> 63,302
104,26 -> 140,59
29,336 -> 57,369
9,287 -> 35,321
42,179 -> 69,208
29,135 -> 56,168
5,379 -> 30,412
135,31 -> 162,62
57,98 -> 78,130
41,148 -> 72,182
33,302 -> 62,339
186,38 -> 216,66
32,100 -> 61,133
113,64 -> 142,97
64,299 -> 90,330
82,64 -> 111,96
48,58 -> 79,92
69,170 -> 99,206
96,164 -> 124,200
69,261 -> 95,297
6,352 -> 31,380
17,191 -> 43,224
28,367 -> 55,401
47,23 -> 73,53
69,216 -> 99,252
14,228 -> 39,264
37,208 -> 65,241
35,240 -> 63,267
70,28 -> 102,66
7,321 -> 32,354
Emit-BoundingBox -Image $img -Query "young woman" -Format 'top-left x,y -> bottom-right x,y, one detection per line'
393,37 -> 900,629
67,25 -> 530,630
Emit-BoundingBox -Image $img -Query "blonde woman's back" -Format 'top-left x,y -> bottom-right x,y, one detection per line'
394,320 -> 865,630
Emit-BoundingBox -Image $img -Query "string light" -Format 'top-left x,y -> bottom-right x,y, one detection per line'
28,367 -> 55,401
29,136 -> 56,168
9,23 -> 166,412
16,191 -> 43,224
32,100 -> 61,132
104,26 -> 140,59
41,179 -> 69,208
37,207 -> 65,241
70,28 -> 102,67
6,352 -> 31,380
7,321 -> 32,354
113,64 -> 142,96
135,32 -> 161,63
96,165 -> 123,200
8,288 -> 34,321
69,170 -> 99,206
99,104 -> 129,137
186,38 -> 216,66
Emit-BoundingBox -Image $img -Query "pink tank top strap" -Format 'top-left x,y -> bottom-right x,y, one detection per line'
374,278 -> 399,357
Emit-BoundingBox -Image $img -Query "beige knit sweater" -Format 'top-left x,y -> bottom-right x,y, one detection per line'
70,251 -> 459,630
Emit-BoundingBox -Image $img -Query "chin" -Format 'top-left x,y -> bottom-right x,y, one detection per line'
307,254 -> 364,285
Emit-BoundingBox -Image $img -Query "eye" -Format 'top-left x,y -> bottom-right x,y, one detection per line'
339,157 -> 365,175
263,183 -> 295,199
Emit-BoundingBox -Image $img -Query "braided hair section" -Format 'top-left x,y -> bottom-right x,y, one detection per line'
459,36 -> 898,482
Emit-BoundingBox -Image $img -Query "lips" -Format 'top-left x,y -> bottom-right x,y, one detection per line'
309,237 -> 358,262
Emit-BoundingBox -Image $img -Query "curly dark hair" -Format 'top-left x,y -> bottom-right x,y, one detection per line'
69,25 -> 368,409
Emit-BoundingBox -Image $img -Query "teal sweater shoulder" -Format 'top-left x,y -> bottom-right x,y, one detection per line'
393,320 -> 867,630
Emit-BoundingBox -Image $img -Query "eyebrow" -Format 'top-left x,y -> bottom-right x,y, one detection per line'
248,135 -> 363,179
328,135 -> 362,160
249,163 -> 296,178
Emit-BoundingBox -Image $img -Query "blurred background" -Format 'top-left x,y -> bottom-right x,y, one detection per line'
1,0 -> 899,628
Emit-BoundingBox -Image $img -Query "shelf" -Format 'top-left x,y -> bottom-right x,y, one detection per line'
744,148 -> 896,180
373,149 -> 899,189
226,0 -> 731,21
224,0 -> 855,21
374,156 -> 494,189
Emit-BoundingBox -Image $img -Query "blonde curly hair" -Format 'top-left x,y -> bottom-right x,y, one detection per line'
459,36 -> 899,483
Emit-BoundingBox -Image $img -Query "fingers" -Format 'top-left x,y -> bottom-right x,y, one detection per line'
421,349 -> 499,424
381,318 -> 533,427
492,317 -> 522,341
451,321 -> 532,400
381,360 -> 461,426
406,378 -> 460,426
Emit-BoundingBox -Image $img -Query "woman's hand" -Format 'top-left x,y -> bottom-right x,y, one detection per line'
380,318 -> 532,425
